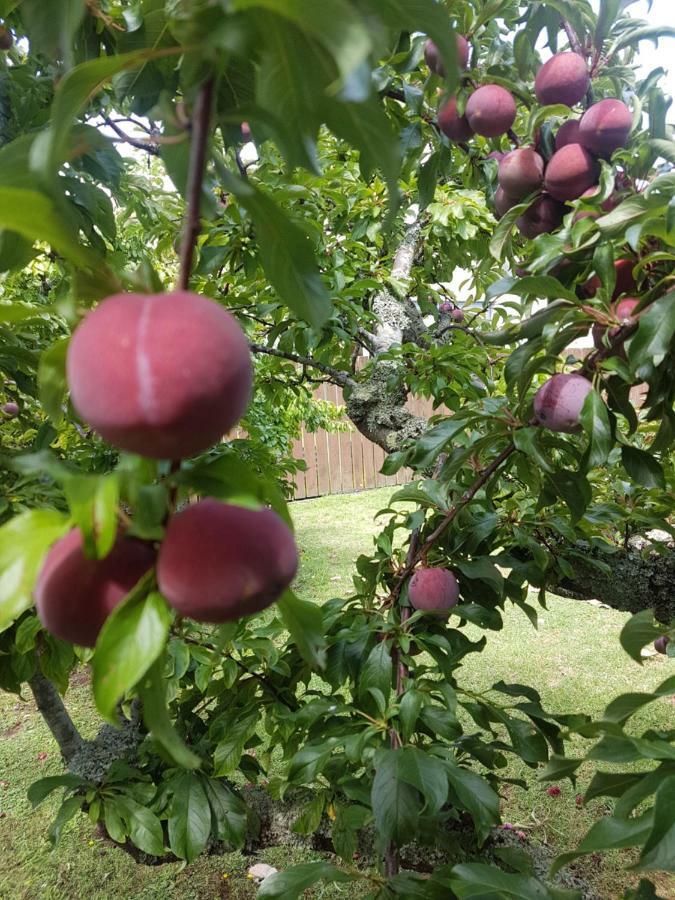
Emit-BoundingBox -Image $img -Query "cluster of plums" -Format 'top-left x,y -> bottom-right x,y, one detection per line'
34,290 -> 299,647
439,299 -> 465,322
428,40 -> 632,240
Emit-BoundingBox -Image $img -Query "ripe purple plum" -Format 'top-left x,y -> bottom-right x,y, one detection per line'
439,300 -> 454,314
2,401 -> 19,416
424,34 -> 471,76
409,567 -> 460,613
544,144 -> 599,201
494,186 -> 518,219
35,531 -> 156,647
498,147 -> 545,200
465,85 -> 517,138
438,97 -> 473,143
157,500 -> 298,623
535,53 -> 590,107
67,291 -> 253,460
555,119 -> 581,150
451,307 -> 465,322
654,636 -> 670,655
516,195 -> 567,238
579,99 -> 632,158
533,373 -> 593,433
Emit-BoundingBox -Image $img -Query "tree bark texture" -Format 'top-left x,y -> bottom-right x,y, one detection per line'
28,666 -> 85,764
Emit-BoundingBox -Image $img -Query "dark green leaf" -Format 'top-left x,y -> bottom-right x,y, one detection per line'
258,861 -> 357,899
28,774 -> 86,808
278,590 -> 326,670
638,775 -> 675,871
139,657 -> 201,770
628,290 -> 675,370
620,610 -> 663,664
580,390 -> 613,469
168,773 -> 212,863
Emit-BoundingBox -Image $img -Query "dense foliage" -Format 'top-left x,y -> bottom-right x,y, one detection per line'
0,1 -> 674,897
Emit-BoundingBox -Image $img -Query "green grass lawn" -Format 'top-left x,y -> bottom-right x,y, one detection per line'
1,487 -> 673,899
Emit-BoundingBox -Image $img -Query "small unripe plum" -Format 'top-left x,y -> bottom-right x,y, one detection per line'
0,27 -> 12,51
438,97 -> 473,143
409,567 -> 459,613
533,373 -> 593,433
2,401 -> 19,416
157,500 -> 298,623
35,531 -> 156,647
451,307 -> 465,322
516,195 -> 566,238
555,119 -> 581,150
67,291 -> 253,460
579,99 -> 632,158
544,144 -> 599,201
654,636 -> 670,655
465,85 -> 517,138
439,300 -> 454,314
535,52 -> 590,107
425,35 -> 470,77
584,258 -> 636,300
592,298 -> 640,353
498,147 -> 545,200
494,186 -> 518,219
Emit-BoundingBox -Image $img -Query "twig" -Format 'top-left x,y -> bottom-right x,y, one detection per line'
177,77 -> 215,291
250,342 -> 355,388
561,18 -> 584,56
103,116 -> 159,156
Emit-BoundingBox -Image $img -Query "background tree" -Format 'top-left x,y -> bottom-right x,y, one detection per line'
0,1 -> 674,898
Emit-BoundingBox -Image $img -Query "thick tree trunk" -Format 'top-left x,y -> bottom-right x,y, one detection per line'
554,537 -> 675,623
28,667 -> 85,764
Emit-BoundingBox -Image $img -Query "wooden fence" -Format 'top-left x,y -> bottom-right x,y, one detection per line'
285,348 -> 648,501
290,384 -> 435,500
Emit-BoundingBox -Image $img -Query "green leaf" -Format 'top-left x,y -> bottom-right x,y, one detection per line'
620,610 -> 663,664
323,97 -> 401,223
278,590 -> 326,670
104,801 -> 128,843
0,188 -> 101,270
167,773 -> 212,863
595,0 -> 622,48
117,797 -> 165,857
602,692 -> 665,725
638,775 -> 675,871
48,795 -> 85,845
92,586 -> 171,724
546,471 -> 592,523
138,657 -> 201,770
372,748 -> 448,846
579,390 -> 613,470
292,795 -> 325,836
628,290 -> 675,370
514,427 -> 554,473
399,689 -> 424,740
27,774 -> 86,808
0,510 -> 70,632
202,778 -> 248,848
38,338 -> 69,426
490,197 -> 533,260
257,861 -> 357,899
358,641 -> 392,706
232,0 -> 371,85
445,763 -> 500,844
18,0 -> 86,67
219,170 -> 331,327
64,474 -> 119,559
621,446 -> 665,490
450,863 -> 577,898
539,755 -> 583,782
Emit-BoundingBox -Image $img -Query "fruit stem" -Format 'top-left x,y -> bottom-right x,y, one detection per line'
560,17 -> 584,57
177,76 -> 215,292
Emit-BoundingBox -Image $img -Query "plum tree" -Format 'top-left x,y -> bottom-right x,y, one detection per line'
34,531 -> 156,647
535,52 -> 590,106
1,401 -> 18,416
498,147 -> 545,200
516,195 -> 566,238
533,373 -> 593,433
409,567 -> 460,613
424,34 -> 470,76
555,118 -> 581,149
465,85 -> 517,137
579,99 -> 632,157
157,500 -> 298,622
437,97 -> 473,143
67,291 -> 253,460
544,143 -> 599,201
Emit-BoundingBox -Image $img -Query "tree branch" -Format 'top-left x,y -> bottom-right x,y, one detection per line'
249,342 -> 354,387
103,117 -> 159,156
561,18 -> 584,56
177,77 -> 215,291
